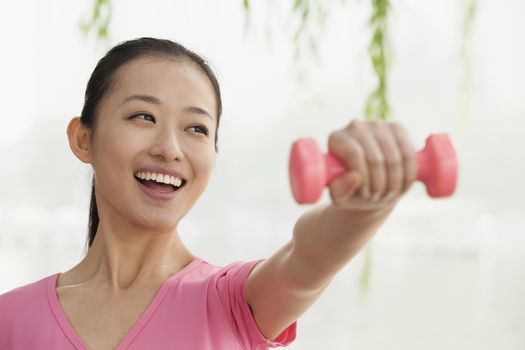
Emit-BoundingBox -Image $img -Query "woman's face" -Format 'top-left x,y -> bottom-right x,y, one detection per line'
88,56 -> 217,232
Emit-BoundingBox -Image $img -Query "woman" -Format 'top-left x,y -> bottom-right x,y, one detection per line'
0,37 -> 417,350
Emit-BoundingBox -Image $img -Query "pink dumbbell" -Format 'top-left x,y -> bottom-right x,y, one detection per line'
289,133 -> 458,204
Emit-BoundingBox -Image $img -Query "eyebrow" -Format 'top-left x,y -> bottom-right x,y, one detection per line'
121,94 -> 214,120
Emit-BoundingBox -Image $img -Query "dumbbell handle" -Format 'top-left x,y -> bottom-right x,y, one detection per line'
290,133 -> 458,204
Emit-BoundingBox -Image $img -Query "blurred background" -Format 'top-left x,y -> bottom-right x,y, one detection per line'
1,0 -> 524,349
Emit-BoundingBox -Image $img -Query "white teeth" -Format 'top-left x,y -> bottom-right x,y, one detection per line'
134,172 -> 184,188
170,177 -> 182,187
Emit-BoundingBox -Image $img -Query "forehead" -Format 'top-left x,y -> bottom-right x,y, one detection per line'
108,56 -> 217,116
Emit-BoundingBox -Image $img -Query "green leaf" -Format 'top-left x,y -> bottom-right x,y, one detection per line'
364,0 -> 390,120
82,0 -> 112,42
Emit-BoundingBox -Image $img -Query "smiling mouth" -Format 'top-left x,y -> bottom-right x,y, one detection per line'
134,173 -> 187,193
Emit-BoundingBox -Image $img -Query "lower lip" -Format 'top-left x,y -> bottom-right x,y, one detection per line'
135,178 -> 183,201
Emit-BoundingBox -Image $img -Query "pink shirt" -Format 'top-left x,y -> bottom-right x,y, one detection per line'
0,258 -> 297,349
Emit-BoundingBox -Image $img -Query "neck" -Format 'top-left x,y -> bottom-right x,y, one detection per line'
69,221 -> 194,293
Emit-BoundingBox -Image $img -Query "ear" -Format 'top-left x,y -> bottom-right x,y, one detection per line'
67,117 -> 93,164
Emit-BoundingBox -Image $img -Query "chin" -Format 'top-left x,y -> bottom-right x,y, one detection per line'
130,212 -> 181,233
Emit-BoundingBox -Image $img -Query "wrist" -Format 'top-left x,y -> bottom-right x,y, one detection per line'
324,203 -> 394,227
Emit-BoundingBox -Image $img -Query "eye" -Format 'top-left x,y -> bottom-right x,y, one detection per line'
131,113 -> 156,123
187,125 -> 209,136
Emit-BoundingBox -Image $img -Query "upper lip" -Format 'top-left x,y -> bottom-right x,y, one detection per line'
134,166 -> 187,181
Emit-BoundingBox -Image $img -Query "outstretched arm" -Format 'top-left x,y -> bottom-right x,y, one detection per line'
244,120 -> 417,340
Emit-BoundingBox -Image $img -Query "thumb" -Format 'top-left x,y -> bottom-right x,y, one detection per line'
329,171 -> 362,204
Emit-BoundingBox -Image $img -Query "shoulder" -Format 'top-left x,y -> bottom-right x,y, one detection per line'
0,274 -> 58,344
211,259 -> 265,278
170,258 -> 264,298
193,258 -> 265,303
0,274 -> 57,316
177,258 -> 263,281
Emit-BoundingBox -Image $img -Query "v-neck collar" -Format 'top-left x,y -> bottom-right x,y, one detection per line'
47,258 -> 202,350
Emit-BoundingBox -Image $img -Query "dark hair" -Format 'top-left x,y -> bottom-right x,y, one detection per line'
80,37 -> 222,252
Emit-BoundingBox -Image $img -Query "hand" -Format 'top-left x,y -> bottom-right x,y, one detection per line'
327,119 -> 418,212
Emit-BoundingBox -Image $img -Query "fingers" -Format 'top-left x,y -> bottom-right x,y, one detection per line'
328,131 -> 369,198
351,120 -> 389,200
370,121 -> 403,200
327,119 -> 416,204
388,122 -> 417,193
329,171 -> 362,205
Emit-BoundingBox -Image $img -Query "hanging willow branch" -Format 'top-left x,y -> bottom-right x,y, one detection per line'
364,0 -> 390,120
81,0 -> 112,41
459,0 -> 477,123
291,0 -> 327,64
357,0 -> 391,295
242,0 -> 342,84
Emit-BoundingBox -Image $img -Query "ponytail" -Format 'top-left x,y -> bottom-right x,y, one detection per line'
86,177 -> 99,251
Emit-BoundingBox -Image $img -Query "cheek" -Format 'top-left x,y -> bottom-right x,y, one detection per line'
92,126 -> 145,172
192,149 -> 216,179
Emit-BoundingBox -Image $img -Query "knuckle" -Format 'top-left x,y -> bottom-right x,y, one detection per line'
348,119 -> 364,131
369,119 -> 383,129
346,139 -> 363,158
387,156 -> 403,168
329,132 -> 365,163
328,130 -> 345,146
389,121 -> 405,134
368,154 -> 385,167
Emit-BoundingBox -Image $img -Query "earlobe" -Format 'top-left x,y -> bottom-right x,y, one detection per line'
67,117 -> 93,164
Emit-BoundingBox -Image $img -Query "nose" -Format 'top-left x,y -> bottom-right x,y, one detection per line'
149,128 -> 184,162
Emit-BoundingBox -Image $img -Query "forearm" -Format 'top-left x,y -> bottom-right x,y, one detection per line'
290,204 -> 393,291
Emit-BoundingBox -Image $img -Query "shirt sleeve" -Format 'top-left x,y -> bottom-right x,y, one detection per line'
212,259 -> 297,349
